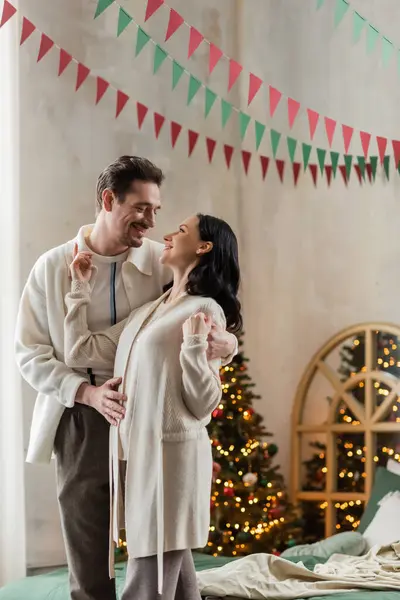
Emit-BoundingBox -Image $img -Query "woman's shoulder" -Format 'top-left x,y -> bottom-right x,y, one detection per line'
184,295 -> 226,325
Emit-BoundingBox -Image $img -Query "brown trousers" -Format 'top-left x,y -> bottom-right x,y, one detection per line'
121,550 -> 201,600
54,404 -> 116,600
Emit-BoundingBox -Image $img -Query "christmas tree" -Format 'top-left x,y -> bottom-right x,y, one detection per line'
302,332 -> 400,542
205,335 -> 300,557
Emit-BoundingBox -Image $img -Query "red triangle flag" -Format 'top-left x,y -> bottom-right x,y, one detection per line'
307,109 -> 319,140
209,44 -> 223,74
145,0 -> 164,22
116,90 -> 129,118
248,73 -> 262,106
288,98 -> 300,129
154,112 -> 165,138
76,64 -> 90,91
260,156 -> 270,180
269,86 -> 282,117
228,59 -> 242,91
324,117 -> 336,147
137,102 -> 148,129
276,159 -> 285,183
342,125 -> 354,154
325,165 -> 333,186
37,33 -> 54,62
339,165 -> 348,186
376,136 -> 387,164
170,121 -> 182,147
95,77 -> 109,104
0,0 -> 16,28
188,27 -> 204,58
20,17 -> 35,45
188,130 -> 199,156
58,49 -> 72,76
392,140 -> 400,169
354,164 -> 362,184
241,150 -> 251,174
165,9 -> 183,41
360,131 -> 371,158
309,164 -> 318,186
224,145 -> 234,169
206,138 -> 217,163
293,162 -> 301,185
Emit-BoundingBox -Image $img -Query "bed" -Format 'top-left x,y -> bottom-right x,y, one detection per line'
1,552 -> 400,600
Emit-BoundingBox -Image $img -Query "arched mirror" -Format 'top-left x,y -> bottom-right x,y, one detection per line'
291,324 -> 400,541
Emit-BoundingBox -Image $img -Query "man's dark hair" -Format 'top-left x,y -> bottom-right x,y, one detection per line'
96,156 -> 164,211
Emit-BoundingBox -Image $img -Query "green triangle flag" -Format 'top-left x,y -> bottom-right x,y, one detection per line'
255,121 -> 266,150
383,155 -> 390,180
317,148 -> 326,174
334,0 -> 349,28
154,45 -> 168,74
330,151 -> 339,176
95,0 -> 114,18
135,27 -> 150,56
370,156 -> 378,180
239,112 -> 251,140
366,24 -> 380,54
187,75 -> 201,105
382,37 -> 393,67
287,137 -> 297,163
172,60 -> 184,89
352,12 -> 366,44
270,130 -> 281,158
117,7 -> 132,37
344,155 -> 353,179
357,156 -> 366,179
221,99 -> 233,128
302,143 -> 312,170
316,0 -> 325,8
205,88 -> 217,117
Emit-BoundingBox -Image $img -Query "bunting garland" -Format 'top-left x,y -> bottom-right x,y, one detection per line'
87,0 -> 399,167
319,0 -> 399,74
87,0 -> 396,162
0,0 -> 394,188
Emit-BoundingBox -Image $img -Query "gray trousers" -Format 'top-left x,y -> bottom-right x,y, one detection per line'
121,550 -> 201,600
54,404 -> 116,600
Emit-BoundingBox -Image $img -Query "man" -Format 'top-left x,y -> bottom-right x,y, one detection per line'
15,156 -> 237,600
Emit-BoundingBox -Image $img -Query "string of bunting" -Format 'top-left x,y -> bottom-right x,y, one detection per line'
93,0 -> 348,167
0,0 -> 394,186
97,0 -> 400,166
318,0 -> 400,71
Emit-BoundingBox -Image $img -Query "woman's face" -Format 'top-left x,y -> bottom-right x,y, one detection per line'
161,215 -> 210,268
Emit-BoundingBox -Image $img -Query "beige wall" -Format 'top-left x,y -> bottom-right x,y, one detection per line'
16,0 -> 400,567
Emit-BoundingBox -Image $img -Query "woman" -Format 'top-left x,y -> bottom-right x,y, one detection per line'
63,213 -> 242,600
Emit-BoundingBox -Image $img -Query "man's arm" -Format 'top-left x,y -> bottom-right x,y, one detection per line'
15,260 -> 88,408
207,327 -> 238,366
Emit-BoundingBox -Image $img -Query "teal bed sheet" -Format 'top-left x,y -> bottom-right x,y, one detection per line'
1,553 -> 399,600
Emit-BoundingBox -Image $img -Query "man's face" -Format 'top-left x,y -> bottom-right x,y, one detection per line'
108,181 -> 161,249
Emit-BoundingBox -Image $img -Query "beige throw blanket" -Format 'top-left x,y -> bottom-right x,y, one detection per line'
197,542 -> 400,599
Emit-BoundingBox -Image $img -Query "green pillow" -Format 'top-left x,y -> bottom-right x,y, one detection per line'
358,466 -> 400,533
281,531 -> 367,559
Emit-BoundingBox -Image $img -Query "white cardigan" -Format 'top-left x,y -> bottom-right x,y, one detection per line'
64,282 -> 225,593
15,225 -> 170,463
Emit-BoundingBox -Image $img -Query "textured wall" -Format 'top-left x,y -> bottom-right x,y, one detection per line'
16,0 -> 400,566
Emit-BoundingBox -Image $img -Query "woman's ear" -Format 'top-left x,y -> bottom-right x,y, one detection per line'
196,241 -> 213,256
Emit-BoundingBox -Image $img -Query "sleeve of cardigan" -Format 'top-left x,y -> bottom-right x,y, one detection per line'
64,281 -> 128,370
15,258 -> 88,409
179,306 -> 224,421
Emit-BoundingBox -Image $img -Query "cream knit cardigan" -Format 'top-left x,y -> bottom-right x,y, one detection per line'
64,281 -> 225,593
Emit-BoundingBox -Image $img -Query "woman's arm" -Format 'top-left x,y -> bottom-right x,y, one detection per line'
180,308 -> 224,420
64,281 -> 128,370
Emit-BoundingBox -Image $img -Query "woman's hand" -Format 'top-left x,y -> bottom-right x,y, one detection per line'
183,312 -> 212,337
70,243 -> 94,282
